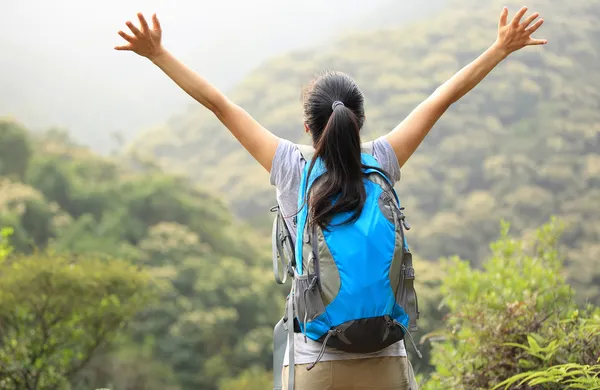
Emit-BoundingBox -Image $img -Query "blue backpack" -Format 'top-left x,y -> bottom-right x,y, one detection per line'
272,144 -> 420,390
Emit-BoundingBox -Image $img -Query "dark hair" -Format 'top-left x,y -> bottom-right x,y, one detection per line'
303,71 -> 366,230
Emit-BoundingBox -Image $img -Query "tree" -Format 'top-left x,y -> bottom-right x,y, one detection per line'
0,119 -> 31,180
218,367 -> 272,390
0,178 -> 60,252
0,247 -> 154,390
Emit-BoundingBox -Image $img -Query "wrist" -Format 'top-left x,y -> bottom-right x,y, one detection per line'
490,40 -> 510,60
149,46 -> 168,63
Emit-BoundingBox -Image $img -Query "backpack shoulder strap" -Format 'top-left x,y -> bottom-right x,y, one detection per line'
296,141 -> 374,162
297,144 -> 315,161
361,141 -> 374,156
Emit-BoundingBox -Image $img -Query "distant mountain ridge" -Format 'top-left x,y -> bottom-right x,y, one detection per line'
0,0 -> 443,152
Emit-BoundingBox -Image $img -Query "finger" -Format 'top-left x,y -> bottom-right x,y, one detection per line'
137,12 -> 150,33
511,6 -> 528,27
152,13 -> 161,32
114,44 -> 133,51
118,30 -> 135,43
527,38 -> 548,46
522,12 -> 540,29
525,18 -> 544,35
126,21 -> 142,38
499,6 -> 508,28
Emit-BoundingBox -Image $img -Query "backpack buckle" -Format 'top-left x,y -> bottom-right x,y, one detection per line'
286,263 -> 295,277
401,218 -> 411,231
398,208 -> 411,231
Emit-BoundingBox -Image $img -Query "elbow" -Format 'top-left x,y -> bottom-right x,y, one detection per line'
428,89 -> 454,110
208,94 -> 231,118
212,98 -> 234,122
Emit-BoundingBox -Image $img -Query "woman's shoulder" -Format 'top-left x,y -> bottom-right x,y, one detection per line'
269,139 -> 305,187
273,139 -> 307,163
270,137 -> 400,185
370,137 -> 401,183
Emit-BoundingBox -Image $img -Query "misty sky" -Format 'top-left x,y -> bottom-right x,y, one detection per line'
0,0 -> 438,152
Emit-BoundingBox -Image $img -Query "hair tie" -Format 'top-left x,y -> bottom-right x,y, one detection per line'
332,101 -> 345,110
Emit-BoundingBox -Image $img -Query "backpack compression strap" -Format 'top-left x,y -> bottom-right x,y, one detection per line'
272,205 -> 295,285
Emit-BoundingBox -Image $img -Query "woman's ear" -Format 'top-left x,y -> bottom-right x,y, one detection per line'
304,123 -> 310,134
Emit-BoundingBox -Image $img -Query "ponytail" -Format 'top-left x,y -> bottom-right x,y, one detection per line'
306,101 -> 365,230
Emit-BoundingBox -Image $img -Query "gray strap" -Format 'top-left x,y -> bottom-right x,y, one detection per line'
272,318 -> 287,390
286,288 -> 295,390
297,142 -> 374,162
297,144 -> 315,161
362,141 -> 374,155
272,209 -> 287,284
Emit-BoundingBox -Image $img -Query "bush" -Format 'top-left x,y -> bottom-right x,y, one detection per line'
422,219 -> 600,389
0,237 -> 154,390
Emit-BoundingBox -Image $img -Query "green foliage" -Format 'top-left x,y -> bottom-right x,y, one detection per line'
0,249 -> 153,390
0,119 -> 31,180
495,360 -> 600,389
408,258 -> 447,374
439,219 -> 571,317
0,177 -> 61,252
128,0 -> 600,306
125,223 -> 281,390
422,220 -> 600,389
218,366 -> 273,390
72,339 -> 179,390
493,311 -> 600,389
0,227 -> 14,260
0,120 -> 281,389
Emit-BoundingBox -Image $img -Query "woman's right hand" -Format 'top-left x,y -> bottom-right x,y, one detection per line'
115,13 -> 164,60
113,12 -> 280,173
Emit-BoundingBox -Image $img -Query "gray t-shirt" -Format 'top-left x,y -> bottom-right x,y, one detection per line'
269,137 -> 407,365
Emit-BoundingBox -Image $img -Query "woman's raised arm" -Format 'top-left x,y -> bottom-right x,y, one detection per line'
115,13 -> 279,172
384,6 -> 547,167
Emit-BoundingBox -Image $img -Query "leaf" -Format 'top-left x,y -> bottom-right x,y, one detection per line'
527,335 -> 542,353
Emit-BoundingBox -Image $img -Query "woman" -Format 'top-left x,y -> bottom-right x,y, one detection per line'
116,7 -> 546,389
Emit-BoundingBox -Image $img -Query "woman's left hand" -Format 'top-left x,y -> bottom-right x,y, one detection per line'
494,6 -> 547,57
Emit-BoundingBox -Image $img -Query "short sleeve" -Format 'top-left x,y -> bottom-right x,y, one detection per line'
269,138 -> 304,188
371,137 -> 401,183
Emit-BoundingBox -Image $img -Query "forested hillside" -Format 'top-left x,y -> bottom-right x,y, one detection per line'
0,120 -> 285,389
1,122 -> 597,388
128,0 -> 600,304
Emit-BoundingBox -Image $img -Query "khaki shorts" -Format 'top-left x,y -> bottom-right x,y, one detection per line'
282,356 -> 418,390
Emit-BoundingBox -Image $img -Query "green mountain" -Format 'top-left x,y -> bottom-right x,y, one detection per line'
128,0 -> 600,305
0,120 -> 284,389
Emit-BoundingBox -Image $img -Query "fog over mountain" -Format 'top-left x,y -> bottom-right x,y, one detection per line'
0,0 -> 443,152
